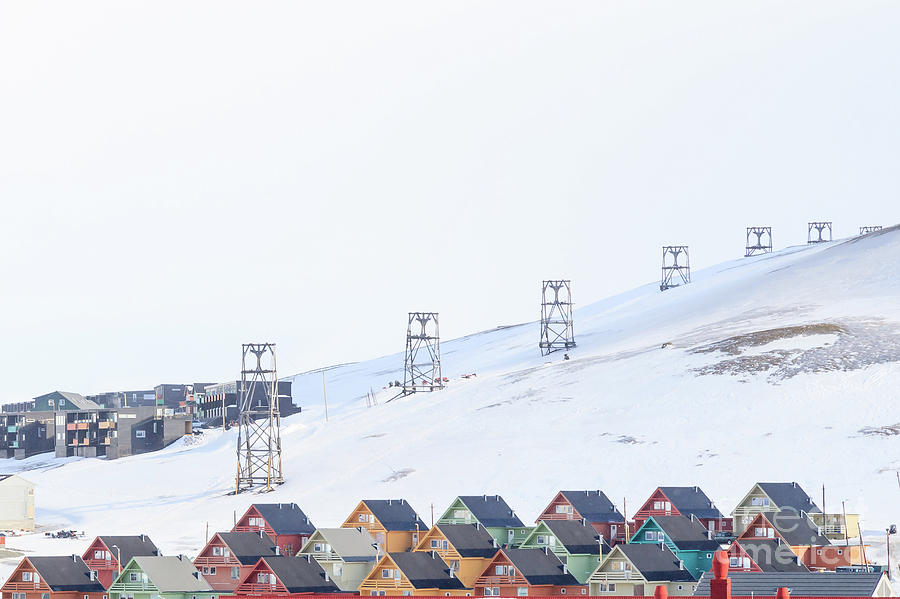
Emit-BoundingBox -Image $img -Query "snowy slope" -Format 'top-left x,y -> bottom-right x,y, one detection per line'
2,226 -> 900,579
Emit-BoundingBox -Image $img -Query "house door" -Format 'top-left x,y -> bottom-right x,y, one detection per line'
633,585 -> 644,596
610,525 -> 617,540
708,520 -> 715,533
375,532 -> 385,550
508,529 -> 515,545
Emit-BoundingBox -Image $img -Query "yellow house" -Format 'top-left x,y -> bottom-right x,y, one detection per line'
341,499 -> 429,553
0,474 -> 35,531
413,523 -> 498,587
731,482 -> 859,540
587,544 -> 697,596
358,552 -> 471,596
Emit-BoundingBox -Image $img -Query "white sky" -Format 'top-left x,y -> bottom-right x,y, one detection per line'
0,1 -> 898,404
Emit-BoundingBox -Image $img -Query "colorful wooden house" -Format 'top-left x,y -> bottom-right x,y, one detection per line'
358,552 -> 469,596
107,556 -> 216,599
536,490 -> 626,545
193,532 -> 278,592
633,486 -> 731,536
413,524 -> 498,587
587,543 -> 697,596
722,539 -> 809,573
731,482 -> 821,536
629,515 -> 721,579
233,555 -> 341,595
297,527 -> 380,592
341,499 -> 428,552
1,556 -> 106,599
519,519 -> 608,583
232,504 -> 316,556
737,512 -> 863,571
473,547 -> 584,597
82,535 -> 160,589
437,496 -> 529,547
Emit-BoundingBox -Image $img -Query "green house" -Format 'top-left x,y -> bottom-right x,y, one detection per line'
629,515 -> 721,579
520,519 -> 610,583
32,391 -> 100,412
108,556 -> 218,599
437,495 -> 532,546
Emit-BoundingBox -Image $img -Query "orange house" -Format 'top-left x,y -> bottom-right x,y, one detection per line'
358,552 -> 470,596
413,524 -> 499,587
536,490 -> 627,545
193,532 -> 279,591
1,556 -> 106,599
341,499 -> 428,553
473,547 -> 585,597
81,535 -> 159,589
738,512 -> 862,571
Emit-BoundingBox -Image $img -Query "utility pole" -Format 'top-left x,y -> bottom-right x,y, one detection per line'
822,484 -> 826,534
431,503 -> 434,528
322,371 -> 329,422
858,523 -> 868,571
623,497 -> 629,542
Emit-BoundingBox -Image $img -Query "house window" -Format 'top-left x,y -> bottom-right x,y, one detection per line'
22,572 -> 32,582
359,514 -> 367,522
209,567 -> 216,575
314,543 -> 324,552
212,547 -> 224,556
509,567 -> 516,577
677,586 -> 683,591
231,567 -> 240,580
449,560 -> 460,570
394,570 -> 401,581
382,569 -> 392,579
130,574 -> 139,582
537,535 -> 546,545
560,589 -> 566,595
454,510 -> 468,519
431,540 -> 441,549
581,590 -> 586,595
248,517 -> 264,527
555,505 -> 573,514
202,567 -> 209,575
135,430 -> 146,439
495,566 -> 505,575
644,531 -> 656,541
42,594 -> 50,599
517,588 -> 528,596
817,550 -> 822,555
706,553 -> 712,558
838,549 -> 843,555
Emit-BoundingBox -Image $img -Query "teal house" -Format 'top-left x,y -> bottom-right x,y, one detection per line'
520,519 -> 610,583
108,556 -> 218,599
629,515 -> 721,579
437,495 -> 532,546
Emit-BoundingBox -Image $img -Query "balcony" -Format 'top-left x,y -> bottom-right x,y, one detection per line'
76,422 -> 90,430
66,423 -> 77,431
6,426 -> 16,433
98,421 -> 115,429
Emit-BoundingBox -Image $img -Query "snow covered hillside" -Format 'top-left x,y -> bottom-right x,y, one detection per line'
2,226 -> 900,578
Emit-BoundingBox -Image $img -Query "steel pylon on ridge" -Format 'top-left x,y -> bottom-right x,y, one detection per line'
235,342 -> 283,494
660,245 -> 691,291
401,312 -> 443,395
539,280 -> 575,356
808,221 -> 832,244
745,227 -> 773,257
859,226 -> 882,235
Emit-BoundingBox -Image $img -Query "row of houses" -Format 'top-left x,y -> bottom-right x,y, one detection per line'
0,380 -> 299,460
3,484 -> 890,599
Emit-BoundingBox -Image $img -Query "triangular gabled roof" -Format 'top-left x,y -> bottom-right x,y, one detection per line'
756,482 -> 821,514
300,528 -> 378,562
363,499 -> 428,531
559,491 -> 624,523
739,513 -> 830,547
498,548 -> 581,586
435,524 -> 498,558
210,532 -> 278,565
388,552 -> 467,590
657,486 -> 723,520
92,535 -> 159,566
599,544 -> 696,583
257,556 -> 340,594
453,495 -> 524,528
129,556 -> 213,593
538,520 -> 609,555
27,556 -> 106,592
33,391 -> 100,410
734,539 -> 809,573
695,571 -> 888,596
250,503 -> 316,535
636,516 -> 720,551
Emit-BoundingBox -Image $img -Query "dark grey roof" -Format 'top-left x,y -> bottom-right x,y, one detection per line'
561,490 -> 624,523
253,503 -> 316,535
760,512 -> 830,546
29,556 -> 107,592
658,487 -> 724,520
757,483 -> 821,514
616,544 -> 697,583
34,391 -> 100,410
543,520 -> 609,555
502,548 -> 581,586
456,496 -> 524,528
262,556 -> 340,594
735,540 -> 810,573
365,500 -> 428,531
651,516 -> 721,551
388,552 -> 467,590
215,532 -> 278,565
95,536 -> 159,566
436,524 -> 498,558
694,571 -> 888,596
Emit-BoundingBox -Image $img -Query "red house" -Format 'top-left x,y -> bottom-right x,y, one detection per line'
473,547 -> 585,596
1,556 -> 106,599
633,486 -> 731,536
722,539 -> 809,573
233,555 -> 341,595
737,512 -> 861,571
81,535 -> 159,589
233,503 -> 316,556
535,490 -> 627,545
193,531 -> 279,591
